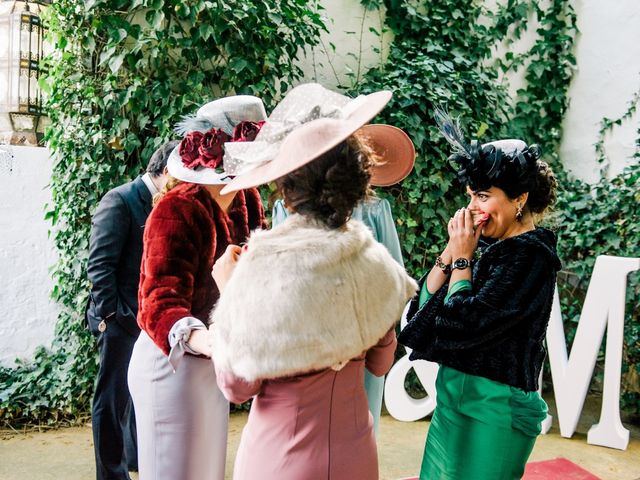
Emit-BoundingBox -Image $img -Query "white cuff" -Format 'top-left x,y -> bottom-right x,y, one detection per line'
167,317 -> 207,372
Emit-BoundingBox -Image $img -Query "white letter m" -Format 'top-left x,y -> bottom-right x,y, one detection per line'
544,255 -> 640,450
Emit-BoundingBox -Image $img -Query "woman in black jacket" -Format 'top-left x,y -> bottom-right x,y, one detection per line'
399,112 -> 561,480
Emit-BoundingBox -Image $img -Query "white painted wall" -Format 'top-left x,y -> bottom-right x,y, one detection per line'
0,146 -> 58,366
559,0 -> 640,183
303,0 -> 640,183
298,0 -> 392,90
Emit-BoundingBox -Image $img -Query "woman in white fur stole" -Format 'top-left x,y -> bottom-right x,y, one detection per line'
207,84 -> 417,480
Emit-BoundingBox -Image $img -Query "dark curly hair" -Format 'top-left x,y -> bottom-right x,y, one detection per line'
275,133 -> 374,229
450,140 -> 557,216
526,160 -> 557,214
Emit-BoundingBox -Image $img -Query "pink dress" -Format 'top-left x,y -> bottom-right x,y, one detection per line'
216,329 -> 397,480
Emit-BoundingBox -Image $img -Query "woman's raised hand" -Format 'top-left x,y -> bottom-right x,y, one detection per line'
447,208 -> 483,260
212,244 -> 243,292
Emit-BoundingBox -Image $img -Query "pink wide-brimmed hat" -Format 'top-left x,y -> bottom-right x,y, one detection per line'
361,124 -> 415,186
220,83 -> 414,193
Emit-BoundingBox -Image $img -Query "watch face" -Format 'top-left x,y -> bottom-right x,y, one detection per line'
453,258 -> 470,270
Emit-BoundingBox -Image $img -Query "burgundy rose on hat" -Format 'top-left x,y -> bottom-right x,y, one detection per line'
179,122 -> 263,172
198,128 -> 230,168
179,128 -> 230,170
179,131 -> 204,167
232,120 -> 265,142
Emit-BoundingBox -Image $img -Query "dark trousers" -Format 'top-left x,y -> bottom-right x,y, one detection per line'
92,320 -> 139,480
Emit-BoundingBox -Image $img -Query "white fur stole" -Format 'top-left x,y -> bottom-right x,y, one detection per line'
209,213 -> 417,382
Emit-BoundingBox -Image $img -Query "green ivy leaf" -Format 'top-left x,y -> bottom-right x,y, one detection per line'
230,58 -> 249,73
108,53 -> 125,73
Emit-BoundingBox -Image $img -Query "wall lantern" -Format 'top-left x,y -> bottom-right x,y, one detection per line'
0,0 -> 50,146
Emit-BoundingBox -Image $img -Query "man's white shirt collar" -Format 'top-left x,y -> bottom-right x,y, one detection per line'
141,172 -> 159,196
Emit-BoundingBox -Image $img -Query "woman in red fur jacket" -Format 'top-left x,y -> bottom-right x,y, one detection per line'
127,96 -> 267,480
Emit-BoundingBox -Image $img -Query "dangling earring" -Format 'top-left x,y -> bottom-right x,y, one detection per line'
516,203 -> 523,221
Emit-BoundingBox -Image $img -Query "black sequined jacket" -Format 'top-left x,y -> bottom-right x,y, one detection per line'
398,228 -> 561,392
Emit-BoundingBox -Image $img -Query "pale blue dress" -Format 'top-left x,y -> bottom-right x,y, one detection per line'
272,197 -> 404,432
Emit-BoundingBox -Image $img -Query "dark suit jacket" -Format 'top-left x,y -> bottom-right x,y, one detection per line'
86,176 -> 152,337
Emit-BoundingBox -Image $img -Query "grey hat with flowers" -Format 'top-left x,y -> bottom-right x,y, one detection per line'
167,95 -> 268,185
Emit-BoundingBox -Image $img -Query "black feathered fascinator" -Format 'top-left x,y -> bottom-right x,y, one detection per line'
434,108 -> 541,197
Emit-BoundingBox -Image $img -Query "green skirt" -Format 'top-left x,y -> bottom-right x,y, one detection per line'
420,366 -> 547,480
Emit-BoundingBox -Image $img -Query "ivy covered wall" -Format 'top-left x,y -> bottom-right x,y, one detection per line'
349,0 -> 639,418
0,0 -> 326,425
0,0 -> 638,425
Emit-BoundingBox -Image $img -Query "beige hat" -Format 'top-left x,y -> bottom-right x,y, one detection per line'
220,83 -> 414,193
361,124 -> 415,187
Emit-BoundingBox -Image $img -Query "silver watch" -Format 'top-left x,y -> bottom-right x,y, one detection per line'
452,257 -> 471,271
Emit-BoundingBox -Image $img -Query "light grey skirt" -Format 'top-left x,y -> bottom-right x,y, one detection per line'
128,330 -> 229,480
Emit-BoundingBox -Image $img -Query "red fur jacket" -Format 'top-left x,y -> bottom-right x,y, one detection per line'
137,183 -> 265,354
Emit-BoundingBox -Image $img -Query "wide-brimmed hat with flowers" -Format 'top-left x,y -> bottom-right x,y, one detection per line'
220,83 -> 415,194
167,95 -> 268,185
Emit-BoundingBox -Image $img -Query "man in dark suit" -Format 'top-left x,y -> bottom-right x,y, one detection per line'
86,140 -> 178,480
